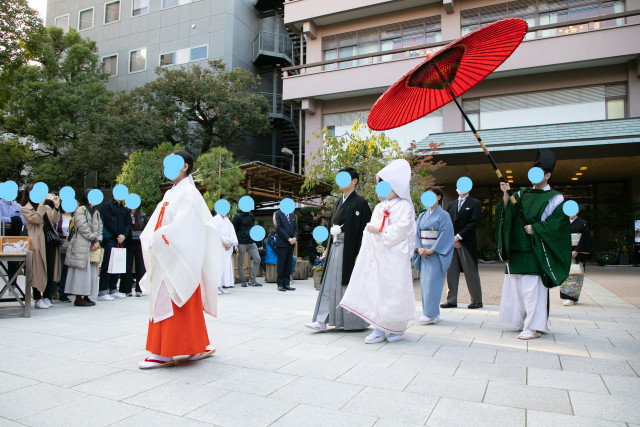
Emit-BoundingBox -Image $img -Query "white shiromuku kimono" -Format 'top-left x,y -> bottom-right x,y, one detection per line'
212,214 -> 238,288
339,159 -> 417,333
140,176 -> 223,323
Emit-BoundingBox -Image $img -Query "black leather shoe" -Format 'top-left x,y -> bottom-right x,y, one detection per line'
278,287 -> 286,292
440,303 -> 457,308
284,286 -> 296,291
468,302 -> 483,309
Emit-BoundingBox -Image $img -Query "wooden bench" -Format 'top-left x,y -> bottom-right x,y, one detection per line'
0,252 -> 33,318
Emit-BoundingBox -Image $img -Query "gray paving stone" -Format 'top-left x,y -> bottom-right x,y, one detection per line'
281,342 -> 349,360
219,349 -> 299,371
0,383 -> 85,420
388,354 -> 460,375
283,330 -> 348,346
111,409 -> 212,426
601,375 -> 640,397
242,327 -> 299,340
153,358 -> 241,384
494,349 -> 561,370
484,381 -> 572,415
271,404 -> 377,427
210,367 -> 297,396
527,340 -> 591,357
427,397 -> 525,427
270,376 -> 363,408
70,345 -> 148,365
0,417 -> 23,426
186,391 -> 297,427
526,410 -> 626,426
19,395 -> 143,427
342,387 -> 438,425
0,372 -> 38,394
406,371 -> 487,402
434,345 -> 497,363
328,334 -> 387,351
455,361 -> 526,384
130,380 -> 228,416
72,370 -> 172,400
33,339 -> 106,358
276,357 -> 356,381
560,355 -> 638,377
234,337 -> 299,354
570,390 -> 640,423
586,345 -> 640,361
628,361 -> 640,377
528,367 -> 608,393
371,419 -> 424,427
331,348 -> 403,368
336,364 -> 419,391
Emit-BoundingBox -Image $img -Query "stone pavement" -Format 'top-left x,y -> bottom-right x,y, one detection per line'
1,274 -> 639,426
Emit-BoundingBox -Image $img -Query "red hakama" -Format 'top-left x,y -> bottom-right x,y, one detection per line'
145,201 -> 210,357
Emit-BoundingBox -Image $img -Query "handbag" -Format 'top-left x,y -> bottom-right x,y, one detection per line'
45,229 -> 62,246
107,244 -> 127,274
569,259 -> 583,275
90,247 -> 104,263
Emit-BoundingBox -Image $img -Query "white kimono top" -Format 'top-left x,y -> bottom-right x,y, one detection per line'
212,214 -> 238,287
140,176 -> 222,323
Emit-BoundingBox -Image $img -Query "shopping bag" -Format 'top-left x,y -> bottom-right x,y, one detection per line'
90,247 -> 104,264
569,259 -> 583,275
107,245 -> 127,274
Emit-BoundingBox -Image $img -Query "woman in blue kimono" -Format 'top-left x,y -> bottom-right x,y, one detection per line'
413,186 -> 454,325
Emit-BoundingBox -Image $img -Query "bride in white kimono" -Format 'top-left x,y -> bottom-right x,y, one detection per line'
212,212 -> 238,294
339,159 -> 417,343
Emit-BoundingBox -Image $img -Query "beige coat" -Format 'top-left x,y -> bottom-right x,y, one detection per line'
65,206 -> 103,269
20,203 -> 61,291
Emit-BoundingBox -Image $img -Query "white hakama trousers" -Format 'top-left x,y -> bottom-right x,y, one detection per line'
499,274 -> 548,334
220,249 -> 234,289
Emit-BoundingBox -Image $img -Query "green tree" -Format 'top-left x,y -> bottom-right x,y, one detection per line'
1,27 -> 113,189
0,136 -> 33,186
404,141 -> 445,212
0,0 -> 44,70
194,147 -> 245,210
137,59 -> 271,154
302,121 -> 403,208
116,142 -> 183,214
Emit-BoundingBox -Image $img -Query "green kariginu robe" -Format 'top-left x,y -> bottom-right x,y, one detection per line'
496,187 -> 571,288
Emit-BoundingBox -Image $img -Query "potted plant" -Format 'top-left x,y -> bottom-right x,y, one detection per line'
313,243 -> 325,290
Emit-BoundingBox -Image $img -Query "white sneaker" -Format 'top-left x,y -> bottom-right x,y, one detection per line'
304,321 -> 327,331
364,329 -> 387,344
97,294 -> 115,301
35,299 -> 50,309
387,333 -> 404,342
42,298 -> 53,308
418,315 -> 441,325
217,290 -> 222,295
221,289 -> 229,294
110,292 -> 126,299
563,300 -> 576,306
136,292 -> 142,297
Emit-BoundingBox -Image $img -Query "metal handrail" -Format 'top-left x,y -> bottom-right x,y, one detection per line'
259,92 -> 295,119
282,9 -> 639,74
253,31 -> 294,62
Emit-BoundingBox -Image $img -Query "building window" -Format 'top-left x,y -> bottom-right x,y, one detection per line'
132,0 -> 149,16
129,48 -> 146,73
54,14 -> 69,33
104,1 -> 120,24
462,99 -> 480,131
79,8 -> 94,31
160,45 -> 208,67
102,54 -> 118,77
463,83 -> 627,130
162,0 -> 200,9
322,17 -> 442,71
324,109 -> 443,151
461,0 -> 624,40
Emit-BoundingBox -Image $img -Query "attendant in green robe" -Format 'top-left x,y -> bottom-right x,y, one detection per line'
496,149 -> 571,340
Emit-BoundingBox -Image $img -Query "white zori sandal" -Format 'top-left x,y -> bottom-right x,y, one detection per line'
138,356 -> 176,369
187,348 -> 216,361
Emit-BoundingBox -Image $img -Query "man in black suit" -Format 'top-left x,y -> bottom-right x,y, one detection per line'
442,190 -> 483,309
275,208 -> 298,291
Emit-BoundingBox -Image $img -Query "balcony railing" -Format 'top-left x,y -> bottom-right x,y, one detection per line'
253,31 -> 295,65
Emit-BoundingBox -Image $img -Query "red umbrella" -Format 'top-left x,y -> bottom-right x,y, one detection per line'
368,18 -> 530,226
368,18 -> 528,130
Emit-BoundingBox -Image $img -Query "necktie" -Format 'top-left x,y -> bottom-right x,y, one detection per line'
458,198 -> 463,212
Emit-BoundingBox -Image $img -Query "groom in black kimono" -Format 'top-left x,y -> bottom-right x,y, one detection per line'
306,167 -> 372,331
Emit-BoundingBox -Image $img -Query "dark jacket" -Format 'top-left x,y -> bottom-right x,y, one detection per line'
101,199 -> 130,243
232,211 -> 255,244
275,211 -> 298,247
446,196 -> 482,263
571,217 -> 591,264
